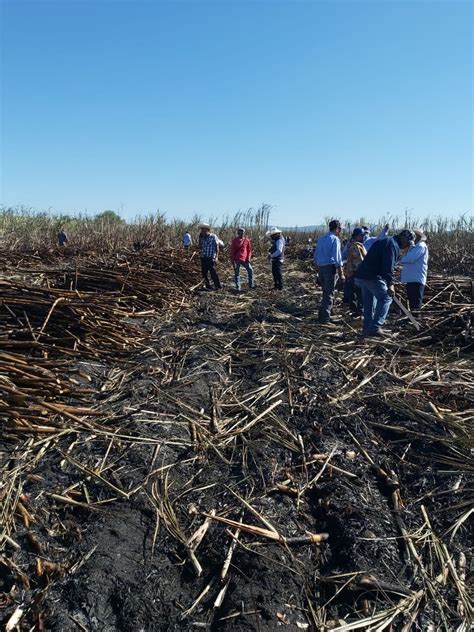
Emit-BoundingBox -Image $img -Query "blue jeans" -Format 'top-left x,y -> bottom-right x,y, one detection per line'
234,261 -> 254,290
356,278 -> 393,335
318,265 -> 337,323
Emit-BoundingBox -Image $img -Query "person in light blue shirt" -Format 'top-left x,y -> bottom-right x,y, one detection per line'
314,219 -> 344,324
182,231 -> 192,249
400,228 -> 429,316
363,224 -> 390,251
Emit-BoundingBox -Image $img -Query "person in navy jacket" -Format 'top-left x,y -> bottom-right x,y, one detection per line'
355,229 -> 415,337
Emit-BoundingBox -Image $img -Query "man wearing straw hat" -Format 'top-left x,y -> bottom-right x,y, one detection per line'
266,227 -> 285,290
198,223 -> 224,290
399,228 -> 429,317
314,219 -> 344,324
230,228 -> 254,291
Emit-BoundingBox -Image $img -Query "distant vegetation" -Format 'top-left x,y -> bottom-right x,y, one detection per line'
0,204 -> 472,274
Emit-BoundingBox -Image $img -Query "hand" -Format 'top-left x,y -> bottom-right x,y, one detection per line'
388,285 -> 395,297
384,223 -> 390,231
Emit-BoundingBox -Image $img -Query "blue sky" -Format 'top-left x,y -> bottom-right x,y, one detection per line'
1,0 -> 472,226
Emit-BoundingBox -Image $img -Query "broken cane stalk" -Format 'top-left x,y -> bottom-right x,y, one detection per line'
202,513 -> 329,545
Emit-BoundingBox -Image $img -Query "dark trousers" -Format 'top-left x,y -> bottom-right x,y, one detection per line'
343,275 -> 363,314
201,257 -> 221,289
318,265 -> 337,323
272,259 -> 283,289
406,282 -> 425,313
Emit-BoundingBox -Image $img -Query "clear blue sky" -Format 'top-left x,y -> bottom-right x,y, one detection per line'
1,0 -> 472,226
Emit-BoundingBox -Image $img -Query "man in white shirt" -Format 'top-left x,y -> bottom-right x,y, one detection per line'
400,228 -> 429,317
182,231 -> 192,250
266,227 -> 285,290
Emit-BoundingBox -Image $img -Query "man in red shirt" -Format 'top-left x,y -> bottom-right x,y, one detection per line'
230,228 -> 254,291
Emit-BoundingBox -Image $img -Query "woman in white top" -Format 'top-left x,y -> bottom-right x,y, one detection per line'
400,228 -> 429,316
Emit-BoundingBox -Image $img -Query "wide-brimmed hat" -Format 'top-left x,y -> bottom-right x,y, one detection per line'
266,227 -> 282,236
413,228 -> 427,241
199,223 -> 211,230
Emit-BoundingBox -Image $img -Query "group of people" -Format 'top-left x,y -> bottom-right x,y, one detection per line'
185,219 -> 429,337
186,224 -> 286,292
314,220 -> 428,336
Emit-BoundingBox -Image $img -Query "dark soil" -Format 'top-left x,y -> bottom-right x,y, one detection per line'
1,261 -> 472,631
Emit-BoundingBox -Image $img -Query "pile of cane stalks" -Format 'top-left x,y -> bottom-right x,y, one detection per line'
0,248 -> 472,631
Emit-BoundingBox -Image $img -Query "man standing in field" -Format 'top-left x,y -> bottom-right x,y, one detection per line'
343,227 -> 366,316
314,219 -> 345,324
199,224 -> 224,290
342,223 -> 389,260
57,227 -> 69,247
266,227 -> 285,290
182,231 -> 192,250
230,228 -> 254,291
400,228 -> 429,318
355,229 -> 415,337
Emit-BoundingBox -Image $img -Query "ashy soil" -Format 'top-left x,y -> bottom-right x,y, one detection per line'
1,260 -> 472,631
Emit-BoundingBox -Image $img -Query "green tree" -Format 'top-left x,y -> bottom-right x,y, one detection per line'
95,210 -> 125,224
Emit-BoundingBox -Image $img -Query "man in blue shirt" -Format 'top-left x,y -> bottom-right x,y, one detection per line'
314,219 -> 345,324
355,229 -> 415,337
57,227 -> 69,247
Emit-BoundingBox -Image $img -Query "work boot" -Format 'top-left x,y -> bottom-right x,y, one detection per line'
367,328 -> 392,338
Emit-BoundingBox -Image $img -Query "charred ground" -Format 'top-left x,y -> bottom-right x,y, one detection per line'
1,250 -> 472,631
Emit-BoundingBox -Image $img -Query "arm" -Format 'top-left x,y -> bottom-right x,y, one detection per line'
380,241 -> 398,287
247,239 -> 252,261
353,243 -> 365,267
333,237 -> 344,275
313,241 -> 319,267
377,225 -> 389,239
341,242 -> 349,261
